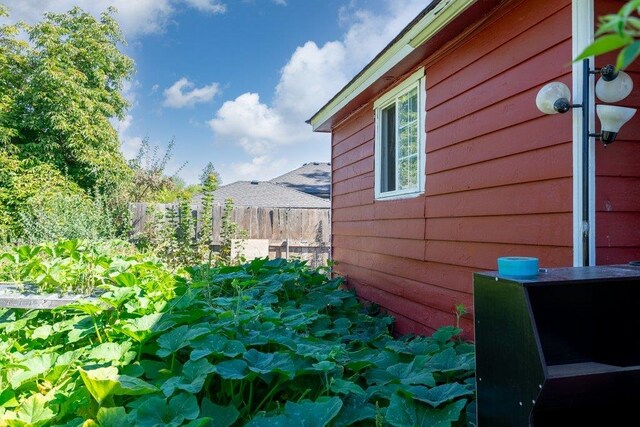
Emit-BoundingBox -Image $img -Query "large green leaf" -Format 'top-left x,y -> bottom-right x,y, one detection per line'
244,349 -> 295,378
386,394 -> 467,427
97,407 -> 130,427
283,397 -> 343,427
3,394 -> 55,427
405,383 -> 474,407
425,348 -> 474,373
118,313 -> 173,344
79,366 -> 157,405
169,393 -> 200,421
386,359 -> 436,386
156,325 -> 210,358
247,397 -> 343,427
88,342 -> 135,364
214,359 -> 249,380
8,353 -> 56,389
200,398 -> 239,427
329,379 -> 366,396
161,358 -> 216,396
332,395 -> 376,427
189,335 -> 245,361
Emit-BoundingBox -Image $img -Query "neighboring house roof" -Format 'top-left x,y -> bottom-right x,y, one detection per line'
193,181 -> 330,209
307,0 -> 499,132
270,162 -> 331,199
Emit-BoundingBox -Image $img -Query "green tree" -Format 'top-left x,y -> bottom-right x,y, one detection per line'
199,161 -> 221,186
576,1 -> 640,69
0,6 -> 25,147
1,6 -> 134,194
198,170 -> 219,247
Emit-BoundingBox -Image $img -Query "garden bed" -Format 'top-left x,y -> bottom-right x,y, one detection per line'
0,282 -> 97,309
0,240 -> 475,426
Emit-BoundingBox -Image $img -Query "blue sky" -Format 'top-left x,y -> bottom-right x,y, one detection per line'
3,0 -> 427,184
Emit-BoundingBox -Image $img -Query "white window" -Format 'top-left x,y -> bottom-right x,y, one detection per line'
374,68 -> 426,200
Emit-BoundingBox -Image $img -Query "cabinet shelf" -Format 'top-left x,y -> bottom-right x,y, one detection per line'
474,264 -> 640,426
547,362 -> 640,378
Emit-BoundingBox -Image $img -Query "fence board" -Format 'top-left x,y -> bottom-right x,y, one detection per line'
131,203 -> 331,267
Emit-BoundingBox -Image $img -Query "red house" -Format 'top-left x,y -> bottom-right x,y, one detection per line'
308,0 -> 640,338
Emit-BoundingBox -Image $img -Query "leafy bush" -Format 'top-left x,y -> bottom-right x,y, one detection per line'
0,239 -> 138,294
19,191 -> 123,245
0,242 -> 475,426
0,152 -> 81,241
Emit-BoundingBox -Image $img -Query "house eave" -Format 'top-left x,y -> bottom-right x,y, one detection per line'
307,0 -> 477,133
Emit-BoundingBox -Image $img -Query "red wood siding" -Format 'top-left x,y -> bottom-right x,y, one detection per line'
331,0 -> 574,339
595,0 -> 640,265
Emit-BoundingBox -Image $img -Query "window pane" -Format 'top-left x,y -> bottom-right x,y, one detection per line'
398,155 -> 418,190
381,105 -> 396,192
398,88 -> 418,128
398,126 -> 409,158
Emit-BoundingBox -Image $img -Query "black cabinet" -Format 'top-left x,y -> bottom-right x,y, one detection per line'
474,265 -> 640,426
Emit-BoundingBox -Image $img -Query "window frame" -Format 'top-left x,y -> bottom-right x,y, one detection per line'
373,68 -> 426,201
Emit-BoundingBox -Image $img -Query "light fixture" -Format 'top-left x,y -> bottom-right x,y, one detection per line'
535,60 -> 637,267
535,82 -> 572,114
536,61 -> 636,145
596,105 -> 636,144
595,65 -> 633,102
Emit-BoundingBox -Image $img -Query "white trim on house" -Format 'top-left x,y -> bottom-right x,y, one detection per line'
572,0 -> 595,266
374,68 -> 426,201
308,0 -> 476,132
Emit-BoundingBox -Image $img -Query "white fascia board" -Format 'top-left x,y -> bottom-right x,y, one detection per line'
309,0 -> 476,132
572,0 -> 595,266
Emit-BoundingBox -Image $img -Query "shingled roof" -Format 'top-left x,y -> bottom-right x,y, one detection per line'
270,162 -> 331,199
193,181 -> 330,209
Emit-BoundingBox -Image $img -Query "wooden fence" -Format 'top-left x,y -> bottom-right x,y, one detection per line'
131,203 -> 331,267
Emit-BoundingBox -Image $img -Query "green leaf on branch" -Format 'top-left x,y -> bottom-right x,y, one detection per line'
618,40 -> 640,69
575,34 -> 631,61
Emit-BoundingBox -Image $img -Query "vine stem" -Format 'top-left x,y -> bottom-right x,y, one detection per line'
255,378 -> 284,413
92,317 -> 103,343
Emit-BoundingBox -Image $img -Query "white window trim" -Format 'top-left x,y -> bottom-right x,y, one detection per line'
374,67 -> 426,201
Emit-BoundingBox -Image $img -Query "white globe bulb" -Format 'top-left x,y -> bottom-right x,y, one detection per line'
596,71 -> 633,103
536,82 -> 571,114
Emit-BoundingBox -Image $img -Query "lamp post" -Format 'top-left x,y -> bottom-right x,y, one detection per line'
535,59 -> 636,266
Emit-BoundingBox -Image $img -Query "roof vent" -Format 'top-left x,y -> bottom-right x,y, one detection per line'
250,180 -> 259,185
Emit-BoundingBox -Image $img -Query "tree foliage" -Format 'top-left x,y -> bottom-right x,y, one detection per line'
199,161 -> 221,186
0,5 -> 134,193
576,0 -> 640,69
0,152 -> 80,240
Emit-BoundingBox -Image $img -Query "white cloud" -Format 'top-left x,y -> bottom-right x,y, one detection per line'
182,0 -> 226,14
209,93 -> 295,155
0,0 -> 227,38
163,78 -> 219,108
209,0 -> 427,169
220,155 -> 289,182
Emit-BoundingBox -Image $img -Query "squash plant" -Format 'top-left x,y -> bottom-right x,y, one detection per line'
0,241 -> 475,426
